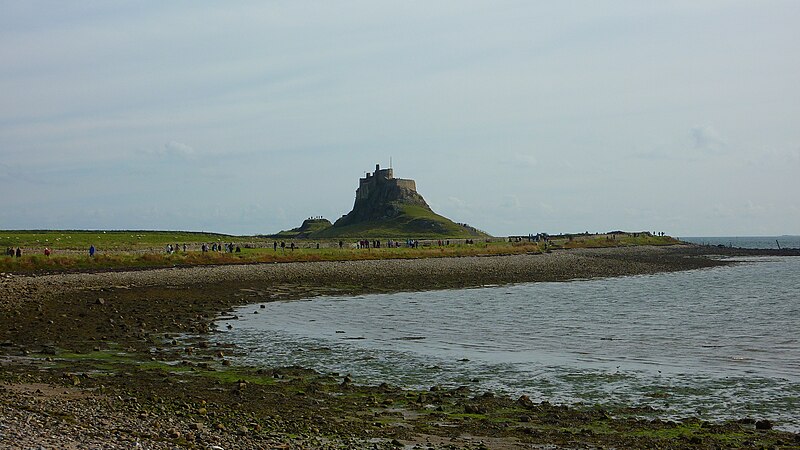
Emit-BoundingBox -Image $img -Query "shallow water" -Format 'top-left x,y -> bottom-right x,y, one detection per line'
681,235 -> 800,249
214,256 -> 800,431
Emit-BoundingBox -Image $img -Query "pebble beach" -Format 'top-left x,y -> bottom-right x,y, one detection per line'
3,245 -> 798,449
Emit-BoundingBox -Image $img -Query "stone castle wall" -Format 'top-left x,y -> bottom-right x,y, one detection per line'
394,179 -> 416,191
356,165 -> 416,200
333,163 -> 437,228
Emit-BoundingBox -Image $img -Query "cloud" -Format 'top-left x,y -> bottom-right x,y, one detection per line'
138,141 -> 196,160
789,148 -> 800,164
632,139 -> 679,161
741,145 -> 800,169
500,195 -> 521,209
0,163 -> 11,180
162,141 -> 195,157
512,153 -> 538,168
537,201 -> 554,213
690,126 -> 725,153
2,3 -> 799,236
0,162 -> 61,186
447,196 -> 468,209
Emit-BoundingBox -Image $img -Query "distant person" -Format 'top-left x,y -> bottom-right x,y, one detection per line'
235,246 -> 241,253
273,242 -> 277,251
44,247 -> 51,256
89,245 -> 95,257
15,247 -> 21,257
5,247 -> 11,257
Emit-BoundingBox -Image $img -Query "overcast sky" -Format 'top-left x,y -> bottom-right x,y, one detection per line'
2,1 -> 798,237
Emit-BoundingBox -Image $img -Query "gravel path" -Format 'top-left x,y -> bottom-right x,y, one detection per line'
1,245 -> 716,308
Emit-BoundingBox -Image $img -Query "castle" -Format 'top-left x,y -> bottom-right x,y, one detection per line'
281,162 -> 488,237
356,164 -> 417,201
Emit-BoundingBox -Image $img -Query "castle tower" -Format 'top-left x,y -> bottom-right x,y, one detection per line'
341,164 -> 424,224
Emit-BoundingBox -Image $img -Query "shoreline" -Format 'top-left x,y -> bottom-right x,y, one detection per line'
3,243 -> 725,291
2,245 -> 798,449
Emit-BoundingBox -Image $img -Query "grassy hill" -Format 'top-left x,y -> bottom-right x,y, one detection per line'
311,204 -> 489,239
268,219 -> 333,239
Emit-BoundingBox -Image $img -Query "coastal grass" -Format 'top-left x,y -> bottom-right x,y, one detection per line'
0,230 -> 247,250
561,233 -> 675,248
0,232 -> 681,273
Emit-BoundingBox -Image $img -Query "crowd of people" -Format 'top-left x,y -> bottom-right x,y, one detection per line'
273,242 -> 295,251
4,238 -> 487,261
199,243 -> 241,253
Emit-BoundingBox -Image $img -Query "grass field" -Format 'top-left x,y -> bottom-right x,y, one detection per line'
0,229 -> 681,273
0,230 -> 257,250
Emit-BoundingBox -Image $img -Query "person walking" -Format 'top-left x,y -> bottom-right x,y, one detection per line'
89,245 -> 96,257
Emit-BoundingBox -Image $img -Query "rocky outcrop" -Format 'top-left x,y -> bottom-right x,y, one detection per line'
334,174 -> 431,227
334,167 -> 430,227
266,164 -> 488,238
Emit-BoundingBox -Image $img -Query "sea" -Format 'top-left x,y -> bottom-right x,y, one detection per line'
213,237 -> 800,432
681,235 -> 800,249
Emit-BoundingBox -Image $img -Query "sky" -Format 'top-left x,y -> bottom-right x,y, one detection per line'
2,1 -> 799,237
